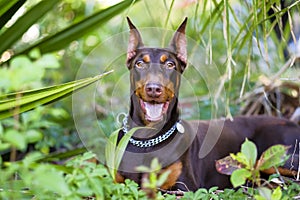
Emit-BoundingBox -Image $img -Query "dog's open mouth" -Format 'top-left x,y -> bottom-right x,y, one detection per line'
140,99 -> 169,122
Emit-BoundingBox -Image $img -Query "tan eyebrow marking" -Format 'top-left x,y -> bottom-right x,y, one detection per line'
143,54 -> 150,63
160,54 -> 168,63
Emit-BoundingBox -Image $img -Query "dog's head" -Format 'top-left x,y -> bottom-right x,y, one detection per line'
126,17 -> 187,125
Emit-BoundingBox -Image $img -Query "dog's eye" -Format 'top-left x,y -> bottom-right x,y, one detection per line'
166,61 -> 175,69
135,61 -> 144,68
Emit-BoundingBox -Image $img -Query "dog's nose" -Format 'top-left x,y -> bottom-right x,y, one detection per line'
145,83 -> 163,98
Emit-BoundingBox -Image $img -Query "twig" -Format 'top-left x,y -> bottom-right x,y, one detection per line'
297,142 -> 300,181
270,56 -> 296,83
158,188 -> 185,196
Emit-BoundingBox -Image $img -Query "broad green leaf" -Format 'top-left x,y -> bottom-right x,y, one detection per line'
33,165 -> 71,196
208,186 -> 218,193
271,187 -> 282,200
0,0 -> 61,54
230,168 -> 251,188
256,145 -> 289,170
25,129 -> 43,143
17,0 -> 139,55
0,142 -> 11,151
3,129 -> 26,150
215,155 -> 243,175
231,152 -> 249,169
241,139 -> 257,169
0,70 -> 113,119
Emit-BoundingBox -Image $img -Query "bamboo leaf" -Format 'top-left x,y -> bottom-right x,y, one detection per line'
105,128 -> 121,180
105,126 -> 141,180
0,70 -> 113,119
0,0 -> 61,54
17,0 -> 139,55
0,0 -> 26,29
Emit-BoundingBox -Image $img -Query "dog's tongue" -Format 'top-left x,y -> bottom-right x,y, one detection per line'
144,102 -> 164,121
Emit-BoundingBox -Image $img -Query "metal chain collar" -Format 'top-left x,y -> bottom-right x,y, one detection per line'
121,115 -> 182,148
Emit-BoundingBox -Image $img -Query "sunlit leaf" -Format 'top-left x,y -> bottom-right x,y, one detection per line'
0,0 -> 61,54
231,152 -> 249,169
240,139 -> 257,168
17,0 -> 139,55
0,70 -> 113,119
33,165 -> 71,196
25,129 -> 43,143
256,144 -> 289,170
105,127 -> 141,180
3,129 -> 26,150
256,187 -> 272,200
271,187 -> 282,200
0,0 -> 26,29
230,168 -> 251,188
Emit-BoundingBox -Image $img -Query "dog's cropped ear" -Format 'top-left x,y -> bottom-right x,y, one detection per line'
169,17 -> 187,71
126,17 -> 144,68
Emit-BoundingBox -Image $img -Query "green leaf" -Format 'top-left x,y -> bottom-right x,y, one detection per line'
105,126 -> 141,180
0,0 -> 26,29
150,157 -> 161,171
115,127 -> 142,169
3,129 -> 26,150
105,128 -> 121,180
0,142 -> 11,151
0,0 -> 61,54
230,168 -> 251,188
33,165 -> 71,196
256,187 -> 272,200
25,129 -> 43,143
0,70 -> 113,119
208,186 -> 219,193
271,187 -> 282,200
156,170 -> 171,187
256,145 -> 289,170
135,165 -> 151,173
35,54 -> 60,69
241,139 -> 257,169
17,0 -> 140,55
231,152 -> 249,168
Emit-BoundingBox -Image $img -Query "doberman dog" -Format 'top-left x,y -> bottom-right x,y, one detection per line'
116,17 -> 300,191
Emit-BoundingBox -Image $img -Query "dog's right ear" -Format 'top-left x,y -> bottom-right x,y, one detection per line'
126,17 -> 144,68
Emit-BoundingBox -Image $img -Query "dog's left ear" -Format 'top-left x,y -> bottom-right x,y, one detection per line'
126,17 -> 144,68
169,17 -> 187,71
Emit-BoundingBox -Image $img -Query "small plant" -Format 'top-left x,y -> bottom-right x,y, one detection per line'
105,127 -> 140,181
216,139 -> 289,188
135,158 -> 171,199
182,187 -> 219,200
